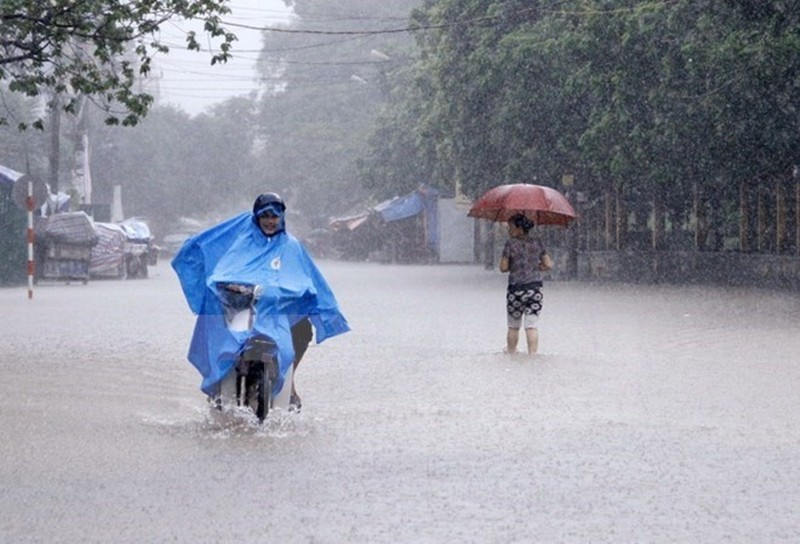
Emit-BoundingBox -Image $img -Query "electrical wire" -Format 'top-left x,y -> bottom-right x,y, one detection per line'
219,1 -> 677,36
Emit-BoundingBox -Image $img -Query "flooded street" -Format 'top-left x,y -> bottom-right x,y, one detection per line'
1,261 -> 799,543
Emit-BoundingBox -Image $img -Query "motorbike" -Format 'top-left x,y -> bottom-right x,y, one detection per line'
213,283 -> 293,421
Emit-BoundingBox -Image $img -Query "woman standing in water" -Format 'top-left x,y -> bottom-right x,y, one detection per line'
499,213 -> 553,355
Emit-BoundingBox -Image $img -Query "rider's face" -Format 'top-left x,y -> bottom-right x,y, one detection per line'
258,212 -> 281,235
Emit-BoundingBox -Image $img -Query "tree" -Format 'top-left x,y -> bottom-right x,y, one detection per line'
0,84 -> 49,171
252,0 -> 423,222
358,60 -> 439,197
370,0 -> 563,198
373,0 -> 800,254
89,98 -> 261,236
0,0 -> 237,128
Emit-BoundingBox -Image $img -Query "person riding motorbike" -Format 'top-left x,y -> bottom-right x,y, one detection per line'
249,193 -> 316,409
171,192 -> 350,413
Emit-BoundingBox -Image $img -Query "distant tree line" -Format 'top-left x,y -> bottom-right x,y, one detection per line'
4,0 -> 800,259
2,0 -> 422,240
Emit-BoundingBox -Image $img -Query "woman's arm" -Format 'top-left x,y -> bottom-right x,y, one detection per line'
499,255 -> 509,273
540,252 -> 553,271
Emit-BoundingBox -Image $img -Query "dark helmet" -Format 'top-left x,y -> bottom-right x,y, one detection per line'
252,192 -> 286,218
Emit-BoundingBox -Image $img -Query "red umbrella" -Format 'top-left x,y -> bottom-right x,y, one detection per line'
467,183 -> 577,226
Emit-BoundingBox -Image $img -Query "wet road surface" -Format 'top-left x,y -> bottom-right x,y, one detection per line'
1,261 -> 799,542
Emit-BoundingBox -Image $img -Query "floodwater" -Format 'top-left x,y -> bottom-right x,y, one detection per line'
1,261 -> 799,543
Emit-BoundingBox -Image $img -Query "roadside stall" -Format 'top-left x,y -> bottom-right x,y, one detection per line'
328,185 -> 441,263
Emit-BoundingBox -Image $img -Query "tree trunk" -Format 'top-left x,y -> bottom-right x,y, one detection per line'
652,193 -> 664,250
739,179 -> 750,252
796,177 -> 800,256
757,181 -> 767,252
604,187 -> 613,250
615,184 -> 625,250
776,177 -> 786,253
49,99 -> 61,197
693,181 -> 706,250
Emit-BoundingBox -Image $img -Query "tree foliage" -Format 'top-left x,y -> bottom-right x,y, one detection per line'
364,0 -> 800,249
252,0 -> 423,223
7,0 -> 800,256
0,0 -> 237,128
0,85 -> 50,168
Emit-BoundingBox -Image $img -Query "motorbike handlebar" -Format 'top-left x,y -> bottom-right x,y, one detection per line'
217,282 -> 262,312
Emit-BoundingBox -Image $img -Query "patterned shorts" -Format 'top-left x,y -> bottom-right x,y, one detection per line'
506,287 -> 543,328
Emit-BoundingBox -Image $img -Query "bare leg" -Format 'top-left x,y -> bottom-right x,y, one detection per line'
525,327 -> 539,355
506,327 -> 520,354
289,358 -> 302,410
289,318 -> 312,409
291,358 -> 300,395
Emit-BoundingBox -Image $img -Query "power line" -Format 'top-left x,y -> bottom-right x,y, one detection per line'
220,2 -> 676,36
219,9 -> 526,35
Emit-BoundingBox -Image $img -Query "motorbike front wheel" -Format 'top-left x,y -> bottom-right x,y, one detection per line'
255,364 -> 272,422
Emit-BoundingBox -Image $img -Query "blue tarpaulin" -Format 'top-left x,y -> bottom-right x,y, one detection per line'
0,164 -> 26,187
0,164 -> 48,210
374,192 -> 423,222
373,185 -> 440,251
171,212 -> 350,396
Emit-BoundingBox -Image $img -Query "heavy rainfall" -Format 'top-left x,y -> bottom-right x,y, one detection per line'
1,1 -> 800,543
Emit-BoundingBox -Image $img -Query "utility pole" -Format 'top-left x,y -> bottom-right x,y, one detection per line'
48,95 -> 61,199
69,96 -> 91,206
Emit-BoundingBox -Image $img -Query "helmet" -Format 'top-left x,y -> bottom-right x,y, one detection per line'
252,192 -> 286,218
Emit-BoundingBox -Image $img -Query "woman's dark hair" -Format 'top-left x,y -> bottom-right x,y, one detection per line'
510,213 -> 535,233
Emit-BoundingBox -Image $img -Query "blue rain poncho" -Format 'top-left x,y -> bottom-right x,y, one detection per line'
171,212 -> 350,396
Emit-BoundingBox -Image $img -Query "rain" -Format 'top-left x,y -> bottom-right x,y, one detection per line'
2,1 -> 800,542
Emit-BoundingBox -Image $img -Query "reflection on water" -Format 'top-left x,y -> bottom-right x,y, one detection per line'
1,262 -> 799,543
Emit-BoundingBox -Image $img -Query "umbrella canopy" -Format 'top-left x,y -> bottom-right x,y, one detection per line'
467,183 -> 577,226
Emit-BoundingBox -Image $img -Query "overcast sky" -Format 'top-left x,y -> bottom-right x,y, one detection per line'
152,0 -> 292,116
